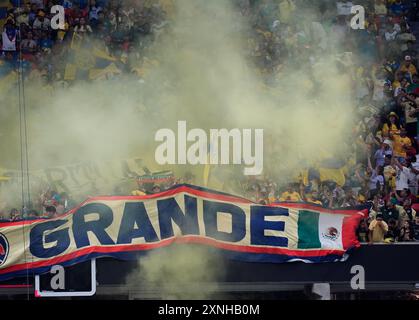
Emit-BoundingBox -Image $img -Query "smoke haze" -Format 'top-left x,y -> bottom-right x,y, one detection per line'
0,0 -> 359,296
1,0 -> 354,186
126,244 -> 225,299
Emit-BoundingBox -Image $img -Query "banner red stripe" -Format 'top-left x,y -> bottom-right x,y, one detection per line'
342,213 -> 364,250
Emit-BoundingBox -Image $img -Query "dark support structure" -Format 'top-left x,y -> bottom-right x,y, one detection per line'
1,244 -> 418,299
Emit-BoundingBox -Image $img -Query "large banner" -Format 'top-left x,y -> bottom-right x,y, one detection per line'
0,185 -> 367,281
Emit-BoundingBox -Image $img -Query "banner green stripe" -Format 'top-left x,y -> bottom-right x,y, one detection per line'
297,210 -> 321,249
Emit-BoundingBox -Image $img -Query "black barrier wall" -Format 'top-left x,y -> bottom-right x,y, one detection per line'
93,244 -> 419,284
1,244 -> 419,296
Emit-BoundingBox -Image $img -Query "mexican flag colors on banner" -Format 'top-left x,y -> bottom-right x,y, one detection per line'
0,185 -> 367,281
298,210 -> 348,250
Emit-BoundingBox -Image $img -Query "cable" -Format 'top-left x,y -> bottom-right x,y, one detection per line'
16,0 -> 31,301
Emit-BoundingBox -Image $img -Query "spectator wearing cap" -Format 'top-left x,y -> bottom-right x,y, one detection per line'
382,112 -> 401,137
369,213 -> 389,243
398,55 -> 417,77
374,140 -> 393,167
32,10 -> 50,30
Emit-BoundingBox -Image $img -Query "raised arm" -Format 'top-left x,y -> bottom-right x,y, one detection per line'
410,164 -> 419,175
367,154 -> 374,172
394,157 -> 404,171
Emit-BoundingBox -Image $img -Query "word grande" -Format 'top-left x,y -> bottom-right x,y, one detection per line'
155,121 -> 264,175
29,194 -> 288,258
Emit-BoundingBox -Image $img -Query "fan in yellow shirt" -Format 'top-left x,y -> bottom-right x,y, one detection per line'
279,184 -> 302,202
398,56 -> 417,76
369,214 -> 389,243
392,128 -> 412,158
279,191 -> 302,202
382,112 -> 401,137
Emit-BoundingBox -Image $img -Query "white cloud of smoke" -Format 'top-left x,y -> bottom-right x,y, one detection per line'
1,0 -> 355,190
125,244 -> 224,300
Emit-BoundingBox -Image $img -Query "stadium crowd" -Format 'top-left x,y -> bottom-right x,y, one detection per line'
1,0 -> 419,243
